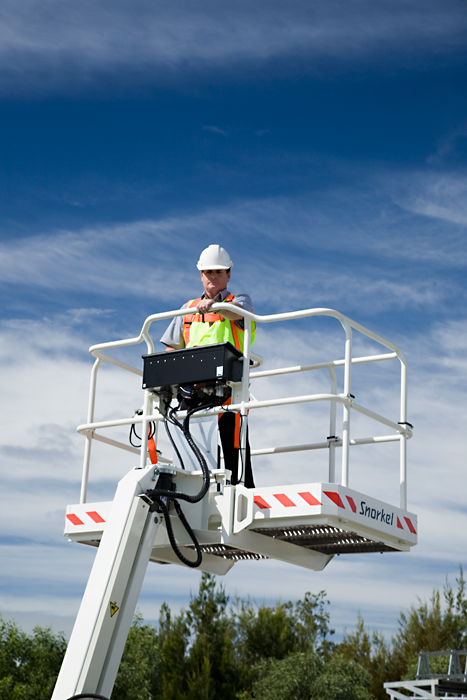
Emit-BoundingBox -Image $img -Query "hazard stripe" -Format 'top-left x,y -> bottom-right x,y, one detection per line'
404,517 -> 417,534
87,511 -> 106,524
346,496 -> 357,513
323,491 -> 345,509
298,492 -> 322,506
273,493 -> 296,507
66,514 -> 84,526
253,495 -> 271,509
249,492 -> 415,537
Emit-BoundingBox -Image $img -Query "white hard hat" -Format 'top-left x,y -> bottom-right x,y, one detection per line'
197,244 -> 233,270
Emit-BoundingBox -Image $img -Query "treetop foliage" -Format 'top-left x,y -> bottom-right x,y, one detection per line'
0,616 -> 66,700
1,567 -> 466,700
337,567 -> 467,699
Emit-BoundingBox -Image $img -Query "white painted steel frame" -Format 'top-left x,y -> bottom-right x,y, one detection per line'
78,305 -> 412,510
52,464 -> 160,700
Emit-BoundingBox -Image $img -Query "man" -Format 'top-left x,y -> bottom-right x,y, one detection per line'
160,244 -> 255,351
160,244 -> 255,487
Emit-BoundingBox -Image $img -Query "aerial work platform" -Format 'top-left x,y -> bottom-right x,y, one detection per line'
52,304 -> 416,700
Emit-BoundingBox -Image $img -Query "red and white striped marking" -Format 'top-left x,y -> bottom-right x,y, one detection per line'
252,489 -> 416,535
66,510 -> 106,527
397,515 -> 417,534
253,490 -> 354,511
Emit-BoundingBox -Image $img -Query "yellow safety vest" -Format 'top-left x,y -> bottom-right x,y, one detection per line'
182,293 -> 256,351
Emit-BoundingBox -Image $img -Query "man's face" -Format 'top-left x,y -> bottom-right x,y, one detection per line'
200,269 -> 231,298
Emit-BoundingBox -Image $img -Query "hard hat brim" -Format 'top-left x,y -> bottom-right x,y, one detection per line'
197,262 -> 233,270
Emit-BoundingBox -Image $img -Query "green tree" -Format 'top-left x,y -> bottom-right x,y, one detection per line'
185,573 -> 237,700
234,600 -> 297,665
158,601 -> 190,700
294,591 -> 335,657
234,590 -> 334,667
310,654 -> 373,700
112,611 -> 163,700
237,650 -> 324,700
392,567 -> 467,680
339,567 -> 467,699
338,617 -> 393,700
0,615 -> 66,700
237,650 -> 372,700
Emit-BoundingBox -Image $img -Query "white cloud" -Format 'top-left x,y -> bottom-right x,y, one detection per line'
395,173 -> 467,227
1,189 -> 462,318
0,221 -> 192,298
0,0 -> 466,93
426,126 -> 467,165
202,125 -> 228,136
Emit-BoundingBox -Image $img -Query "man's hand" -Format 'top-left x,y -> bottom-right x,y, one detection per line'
196,297 -> 215,314
197,297 -> 243,320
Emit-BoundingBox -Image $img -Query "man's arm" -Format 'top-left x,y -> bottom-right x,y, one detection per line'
197,297 -> 245,321
160,307 -> 186,351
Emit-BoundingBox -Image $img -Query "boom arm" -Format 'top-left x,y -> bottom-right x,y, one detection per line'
52,464 -> 159,700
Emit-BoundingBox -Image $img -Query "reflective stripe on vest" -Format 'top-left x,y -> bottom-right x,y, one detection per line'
182,294 -> 255,351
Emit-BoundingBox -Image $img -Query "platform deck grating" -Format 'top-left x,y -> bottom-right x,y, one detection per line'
250,524 -> 397,555
188,544 -> 269,561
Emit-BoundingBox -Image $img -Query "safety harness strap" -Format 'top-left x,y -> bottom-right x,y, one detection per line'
218,396 -> 242,448
148,426 -> 158,465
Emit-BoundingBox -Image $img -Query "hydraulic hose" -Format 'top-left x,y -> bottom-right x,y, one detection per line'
154,496 -> 202,568
143,399 -> 220,568
164,416 -> 185,470
146,401 -> 216,505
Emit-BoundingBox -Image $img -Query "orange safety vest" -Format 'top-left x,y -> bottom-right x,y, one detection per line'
182,293 -> 255,351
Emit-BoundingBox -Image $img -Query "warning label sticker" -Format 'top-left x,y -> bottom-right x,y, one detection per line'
110,602 -> 119,618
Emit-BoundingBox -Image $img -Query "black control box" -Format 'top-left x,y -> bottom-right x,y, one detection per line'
142,342 -> 244,392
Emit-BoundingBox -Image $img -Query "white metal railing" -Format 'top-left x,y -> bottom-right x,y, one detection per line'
77,305 -> 413,508
384,678 -> 465,700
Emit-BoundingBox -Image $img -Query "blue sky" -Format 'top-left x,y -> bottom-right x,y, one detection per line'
1,0 -> 467,644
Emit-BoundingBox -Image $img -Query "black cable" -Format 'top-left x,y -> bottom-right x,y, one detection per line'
146,401 -> 217,505
167,404 -> 182,427
164,417 -> 185,469
143,399 -> 219,568
155,497 -> 202,568
129,421 -> 155,448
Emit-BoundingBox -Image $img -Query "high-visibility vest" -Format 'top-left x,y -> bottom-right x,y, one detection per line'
182,293 -> 256,351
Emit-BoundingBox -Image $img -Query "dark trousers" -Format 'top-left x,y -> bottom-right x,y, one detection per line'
218,412 -> 255,488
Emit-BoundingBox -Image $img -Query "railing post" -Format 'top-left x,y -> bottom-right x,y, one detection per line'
80,357 -> 102,504
239,320 -> 252,482
139,390 -> 153,469
399,354 -> 408,510
340,319 -> 353,487
328,366 -> 337,483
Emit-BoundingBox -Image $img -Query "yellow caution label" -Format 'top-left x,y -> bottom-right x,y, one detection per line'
110,602 -> 120,618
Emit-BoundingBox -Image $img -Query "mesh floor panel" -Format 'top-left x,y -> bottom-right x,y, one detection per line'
188,544 -> 269,561
250,524 -> 397,554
